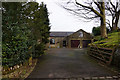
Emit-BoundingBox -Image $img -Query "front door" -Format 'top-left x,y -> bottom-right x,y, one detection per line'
63,40 -> 66,47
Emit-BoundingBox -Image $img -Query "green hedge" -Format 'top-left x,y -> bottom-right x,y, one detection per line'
2,25 -> 33,67
2,2 -> 50,67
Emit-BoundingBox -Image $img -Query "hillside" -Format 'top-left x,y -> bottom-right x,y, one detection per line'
89,31 -> 120,48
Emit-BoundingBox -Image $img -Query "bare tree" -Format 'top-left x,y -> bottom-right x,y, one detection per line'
61,0 -> 108,38
106,0 -> 120,31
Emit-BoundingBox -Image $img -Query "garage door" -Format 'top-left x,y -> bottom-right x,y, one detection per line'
82,40 -> 91,48
71,40 -> 80,48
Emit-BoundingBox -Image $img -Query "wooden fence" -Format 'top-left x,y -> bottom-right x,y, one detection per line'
88,46 -> 116,65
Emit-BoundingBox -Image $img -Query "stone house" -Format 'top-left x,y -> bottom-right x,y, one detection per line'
47,29 -> 93,48
65,29 -> 93,48
47,32 -> 74,48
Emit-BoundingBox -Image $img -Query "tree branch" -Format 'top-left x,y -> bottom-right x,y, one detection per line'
93,1 -> 102,12
75,0 -> 102,17
109,0 -> 116,10
106,19 -> 112,30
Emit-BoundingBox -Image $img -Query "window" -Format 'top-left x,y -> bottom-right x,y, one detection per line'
79,31 -> 83,37
50,39 -> 55,44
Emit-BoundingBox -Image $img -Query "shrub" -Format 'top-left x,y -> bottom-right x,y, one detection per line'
32,43 -> 45,58
112,47 -> 120,69
92,26 -> 109,36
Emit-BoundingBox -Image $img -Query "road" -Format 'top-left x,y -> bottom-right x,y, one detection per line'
27,48 -> 117,78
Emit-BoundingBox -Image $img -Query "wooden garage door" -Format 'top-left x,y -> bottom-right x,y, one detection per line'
82,40 -> 91,48
71,40 -> 80,48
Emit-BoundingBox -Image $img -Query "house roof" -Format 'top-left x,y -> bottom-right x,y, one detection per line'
50,31 -> 74,37
69,29 -> 91,35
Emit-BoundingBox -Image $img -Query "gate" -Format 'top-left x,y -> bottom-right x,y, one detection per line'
88,46 -> 116,65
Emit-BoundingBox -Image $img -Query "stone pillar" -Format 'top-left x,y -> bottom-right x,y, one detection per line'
69,39 -> 71,48
80,40 -> 82,48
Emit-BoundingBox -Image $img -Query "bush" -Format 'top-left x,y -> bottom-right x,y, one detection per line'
32,43 -> 45,58
92,27 -> 101,36
112,47 -> 120,69
2,2 -> 50,68
92,26 -> 109,36
2,25 -> 32,67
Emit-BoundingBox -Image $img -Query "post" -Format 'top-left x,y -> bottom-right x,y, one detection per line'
80,40 -> 82,48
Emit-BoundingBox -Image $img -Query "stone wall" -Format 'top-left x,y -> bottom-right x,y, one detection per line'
46,37 -> 65,48
66,29 -> 92,48
47,29 -> 93,48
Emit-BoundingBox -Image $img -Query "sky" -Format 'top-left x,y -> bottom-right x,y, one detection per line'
36,0 -> 119,33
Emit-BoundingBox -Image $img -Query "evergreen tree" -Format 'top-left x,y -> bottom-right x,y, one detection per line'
2,2 -> 32,66
30,2 -> 50,57
2,2 -> 50,66
38,2 -> 50,44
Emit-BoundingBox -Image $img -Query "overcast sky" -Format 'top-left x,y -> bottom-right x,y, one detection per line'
36,0 -> 119,33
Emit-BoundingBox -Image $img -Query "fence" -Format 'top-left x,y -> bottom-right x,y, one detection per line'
88,46 -> 116,65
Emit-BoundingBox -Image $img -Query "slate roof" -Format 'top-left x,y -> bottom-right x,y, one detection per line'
50,32 -> 74,37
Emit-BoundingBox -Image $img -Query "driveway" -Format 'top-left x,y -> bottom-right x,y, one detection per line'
27,48 -> 117,78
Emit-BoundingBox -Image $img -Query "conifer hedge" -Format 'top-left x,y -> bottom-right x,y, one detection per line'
2,2 -> 50,67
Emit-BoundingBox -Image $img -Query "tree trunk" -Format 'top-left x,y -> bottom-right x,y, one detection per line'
100,2 -> 107,38
111,16 -> 115,31
101,17 -> 107,38
113,13 -> 119,31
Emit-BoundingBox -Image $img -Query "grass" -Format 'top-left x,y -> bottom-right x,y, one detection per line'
88,31 -> 120,74
89,31 -> 120,48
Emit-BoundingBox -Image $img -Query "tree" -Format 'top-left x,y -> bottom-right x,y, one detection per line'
2,2 -> 50,66
22,2 -> 50,57
106,1 -> 120,31
27,2 -> 50,57
92,27 -> 101,36
37,2 -> 50,44
23,2 -> 50,44
62,0 -> 107,38
2,2 -> 32,66
92,26 -> 109,36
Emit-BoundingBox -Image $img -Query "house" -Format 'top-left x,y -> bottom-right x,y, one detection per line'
47,29 -> 93,48
65,29 -> 93,48
47,31 -> 74,48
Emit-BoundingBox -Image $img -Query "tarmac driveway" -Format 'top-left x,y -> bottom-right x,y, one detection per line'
27,48 -> 117,78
